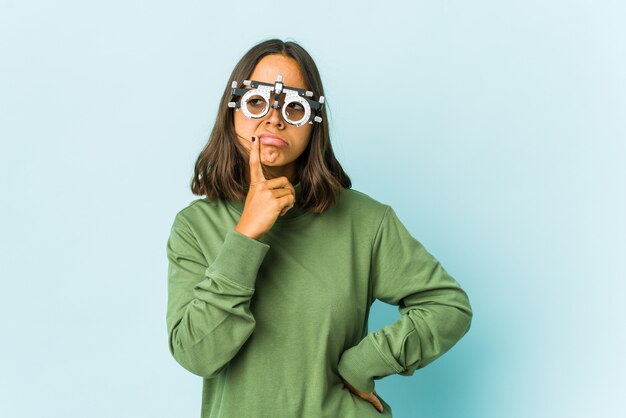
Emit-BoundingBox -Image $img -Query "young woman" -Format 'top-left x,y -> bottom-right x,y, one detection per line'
166,38 -> 473,418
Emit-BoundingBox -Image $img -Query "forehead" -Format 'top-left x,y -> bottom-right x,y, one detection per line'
248,54 -> 308,90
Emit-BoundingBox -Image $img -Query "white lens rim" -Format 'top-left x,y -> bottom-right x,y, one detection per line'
282,92 -> 311,127
241,89 -> 270,119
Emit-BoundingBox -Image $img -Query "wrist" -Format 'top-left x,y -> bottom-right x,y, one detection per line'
235,225 -> 260,241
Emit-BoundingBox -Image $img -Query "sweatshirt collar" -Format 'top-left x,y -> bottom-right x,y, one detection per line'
226,180 -> 307,221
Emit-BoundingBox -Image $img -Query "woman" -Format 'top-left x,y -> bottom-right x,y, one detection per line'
166,39 -> 473,418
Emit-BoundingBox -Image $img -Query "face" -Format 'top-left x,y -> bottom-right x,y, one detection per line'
233,54 -> 314,181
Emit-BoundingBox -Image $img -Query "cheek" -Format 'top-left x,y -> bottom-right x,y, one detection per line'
233,113 -> 247,133
232,116 -> 254,151
299,128 -> 314,149
234,111 -> 257,131
294,133 -> 312,154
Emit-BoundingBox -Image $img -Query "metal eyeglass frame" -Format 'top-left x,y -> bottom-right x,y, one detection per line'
227,74 -> 325,127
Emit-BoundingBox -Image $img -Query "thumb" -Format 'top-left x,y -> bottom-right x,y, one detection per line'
370,390 -> 383,413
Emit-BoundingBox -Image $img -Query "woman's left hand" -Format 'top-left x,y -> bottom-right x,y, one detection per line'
341,377 -> 384,413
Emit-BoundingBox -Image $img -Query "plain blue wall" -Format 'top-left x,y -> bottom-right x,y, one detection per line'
1,0 -> 624,417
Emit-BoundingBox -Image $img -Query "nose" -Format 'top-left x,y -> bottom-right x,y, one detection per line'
265,102 -> 286,127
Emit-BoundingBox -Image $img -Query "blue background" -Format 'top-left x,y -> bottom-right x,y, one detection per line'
1,0 -> 624,417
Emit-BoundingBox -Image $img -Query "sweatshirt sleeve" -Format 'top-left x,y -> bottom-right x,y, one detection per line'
166,213 -> 270,378
337,205 -> 473,393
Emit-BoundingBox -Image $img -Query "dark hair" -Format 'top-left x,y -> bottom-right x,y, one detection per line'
190,38 -> 351,214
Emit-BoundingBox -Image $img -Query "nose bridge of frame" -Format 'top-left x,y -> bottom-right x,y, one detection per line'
269,90 -> 288,110
247,86 -> 286,120
265,99 -> 285,121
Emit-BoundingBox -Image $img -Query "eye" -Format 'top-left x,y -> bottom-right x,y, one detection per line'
244,95 -> 268,116
287,102 -> 304,111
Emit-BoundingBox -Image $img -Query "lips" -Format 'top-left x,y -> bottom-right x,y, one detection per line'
259,134 -> 287,147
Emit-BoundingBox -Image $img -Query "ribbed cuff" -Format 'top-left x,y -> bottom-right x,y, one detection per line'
337,333 -> 404,393
205,229 -> 270,290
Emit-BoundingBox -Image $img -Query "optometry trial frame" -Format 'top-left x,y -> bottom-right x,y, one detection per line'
228,74 -> 325,127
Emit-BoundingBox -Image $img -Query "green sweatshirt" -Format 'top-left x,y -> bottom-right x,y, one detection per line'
166,181 -> 473,418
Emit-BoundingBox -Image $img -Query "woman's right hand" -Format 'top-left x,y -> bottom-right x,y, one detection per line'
234,136 -> 296,241
341,377 -> 384,414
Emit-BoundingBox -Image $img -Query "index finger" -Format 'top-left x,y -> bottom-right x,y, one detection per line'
249,136 -> 265,185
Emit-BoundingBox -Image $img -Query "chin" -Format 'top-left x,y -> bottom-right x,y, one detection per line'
261,159 -> 284,166
261,152 -> 291,166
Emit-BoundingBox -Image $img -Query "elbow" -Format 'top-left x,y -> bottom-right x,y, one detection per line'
437,287 -> 473,348
454,289 -> 473,338
169,340 -> 227,379
459,304 -> 473,337
464,289 -> 473,330
435,301 -> 472,359
168,328 -> 227,379
173,350 -> 227,379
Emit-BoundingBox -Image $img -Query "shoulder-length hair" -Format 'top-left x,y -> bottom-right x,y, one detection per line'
190,38 -> 352,214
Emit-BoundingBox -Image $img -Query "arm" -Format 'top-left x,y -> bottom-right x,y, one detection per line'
337,206 -> 473,392
166,214 -> 270,378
